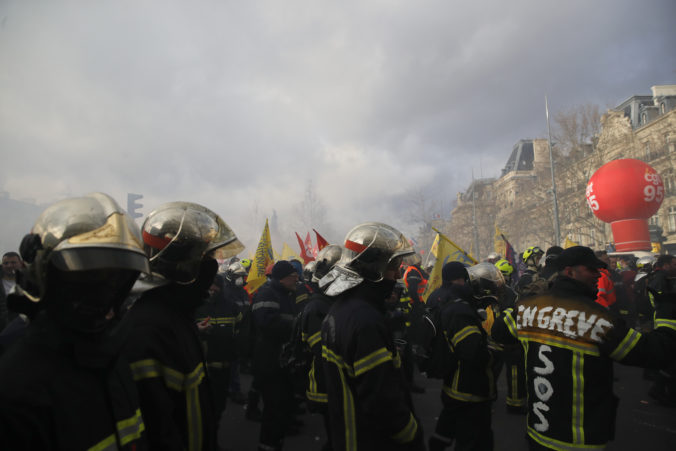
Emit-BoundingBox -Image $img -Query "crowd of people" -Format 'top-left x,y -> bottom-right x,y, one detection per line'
0,192 -> 675,450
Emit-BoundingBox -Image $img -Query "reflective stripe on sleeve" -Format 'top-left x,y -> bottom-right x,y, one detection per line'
391,412 -> 418,444
654,318 -> 676,332
252,301 -> 280,311
451,325 -> 481,347
353,347 -> 393,377
307,331 -> 321,348
609,329 -> 642,361
503,309 -> 518,339
117,408 -> 145,446
87,434 -> 117,451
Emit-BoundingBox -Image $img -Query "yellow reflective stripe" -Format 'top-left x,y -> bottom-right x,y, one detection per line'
296,293 -> 309,303
519,332 -> 600,356
391,412 -> 418,444
451,325 -> 480,347
306,390 -> 328,403
353,347 -> 393,377
117,408 -> 145,446
442,382 -> 492,402
87,433 -> 116,451
655,318 -> 676,331
609,329 -> 642,361
528,427 -> 605,450
322,345 -> 354,377
504,309 -> 518,339
571,352 -> 584,444
130,359 -> 184,391
338,367 -> 357,451
307,331 -> 321,348
301,332 -> 309,342
186,384 -> 202,451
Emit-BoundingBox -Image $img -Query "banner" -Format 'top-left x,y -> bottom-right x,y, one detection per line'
246,219 -> 275,294
314,228 -> 329,251
305,232 -> 318,258
494,224 -> 507,257
423,229 -> 477,301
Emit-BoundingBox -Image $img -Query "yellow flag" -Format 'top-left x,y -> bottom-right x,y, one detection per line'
494,224 -> 506,257
281,242 -> 301,261
423,230 -> 477,301
564,237 -> 578,249
246,219 -> 275,294
429,234 -> 439,258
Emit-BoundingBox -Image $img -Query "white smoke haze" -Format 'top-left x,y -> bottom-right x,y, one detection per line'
1,0 -> 674,253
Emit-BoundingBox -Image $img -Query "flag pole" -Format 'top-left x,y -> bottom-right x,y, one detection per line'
546,95 -> 562,246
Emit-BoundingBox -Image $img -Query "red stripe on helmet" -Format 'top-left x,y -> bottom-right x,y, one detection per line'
345,239 -> 368,254
142,230 -> 172,250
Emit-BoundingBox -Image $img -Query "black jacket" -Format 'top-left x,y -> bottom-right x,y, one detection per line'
251,279 -> 296,376
301,291 -> 332,403
122,284 -> 216,451
321,281 -> 424,450
195,290 -> 241,364
0,313 -> 146,450
492,275 -> 676,449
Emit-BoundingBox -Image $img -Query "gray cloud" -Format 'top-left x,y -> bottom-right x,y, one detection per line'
1,0 -> 674,251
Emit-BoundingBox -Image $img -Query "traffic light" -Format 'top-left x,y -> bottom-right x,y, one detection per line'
127,193 -> 144,220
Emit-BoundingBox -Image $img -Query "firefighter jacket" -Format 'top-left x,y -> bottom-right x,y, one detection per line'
301,291 -> 332,404
195,290 -> 241,365
595,268 -> 616,308
251,279 -> 296,376
0,313 -> 146,450
122,284 -> 216,451
403,265 -> 428,305
294,280 -> 313,314
321,281 -> 424,451
441,295 -> 496,403
492,275 -> 676,450
221,278 -> 250,311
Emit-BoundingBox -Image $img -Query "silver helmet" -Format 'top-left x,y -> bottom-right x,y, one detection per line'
303,260 -> 317,282
467,262 -> 505,301
636,255 -> 657,272
142,202 -> 244,284
321,222 -> 413,296
19,192 -> 150,303
311,244 -> 343,283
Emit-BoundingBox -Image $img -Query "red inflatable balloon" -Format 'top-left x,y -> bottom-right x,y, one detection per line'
586,159 -> 664,251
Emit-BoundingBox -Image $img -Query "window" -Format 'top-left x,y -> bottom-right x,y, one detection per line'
641,112 -> 647,125
645,142 -> 651,160
669,207 -> 676,233
661,103 -> 666,114
650,214 -> 660,226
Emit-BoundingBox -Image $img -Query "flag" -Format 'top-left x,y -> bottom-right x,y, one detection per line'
295,232 -> 314,264
423,230 -> 477,301
305,232 -> 318,258
313,228 -> 329,251
564,237 -> 578,248
281,242 -> 301,261
423,234 -> 440,268
246,219 -> 275,294
494,225 -> 507,257
500,232 -> 522,282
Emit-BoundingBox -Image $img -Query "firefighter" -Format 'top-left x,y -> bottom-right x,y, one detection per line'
122,201 -> 244,451
493,259 -> 526,414
320,222 -> 424,450
492,246 -> 676,450
222,261 -> 250,405
428,262 -> 498,451
251,260 -> 299,450
0,193 -> 149,450
300,244 -> 343,451
195,273 -> 240,418
403,253 -> 429,306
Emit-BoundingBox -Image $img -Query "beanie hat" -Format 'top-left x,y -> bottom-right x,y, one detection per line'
271,260 -> 297,280
442,261 -> 469,283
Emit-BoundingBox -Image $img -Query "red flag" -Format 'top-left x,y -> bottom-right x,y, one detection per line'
295,232 -> 314,264
313,228 -> 329,251
305,232 -> 318,258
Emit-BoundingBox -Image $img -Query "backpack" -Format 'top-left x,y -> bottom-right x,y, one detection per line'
412,298 -> 458,379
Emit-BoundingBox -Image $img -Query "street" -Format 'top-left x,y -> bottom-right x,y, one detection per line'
219,363 -> 675,450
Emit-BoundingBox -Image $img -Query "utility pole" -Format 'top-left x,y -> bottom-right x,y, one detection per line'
546,96 -> 561,246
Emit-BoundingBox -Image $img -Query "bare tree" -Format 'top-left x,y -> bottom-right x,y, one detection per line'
553,103 -> 602,157
293,179 -> 328,233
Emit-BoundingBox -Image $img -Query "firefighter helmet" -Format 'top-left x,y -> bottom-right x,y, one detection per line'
636,255 -> 657,272
485,252 -> 500,263
226,261 -> 247,280
303,260 -> 317,282
320,222 -> 414,295
312,244 -> 343,283
142,202 -> 244,284
522,246 -> 544,266
495,259 -> 514,277
16,192 -> 150,304
467,262 -> 505,301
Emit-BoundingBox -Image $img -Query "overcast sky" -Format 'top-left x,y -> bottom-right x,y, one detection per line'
1,0 -> 675,252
